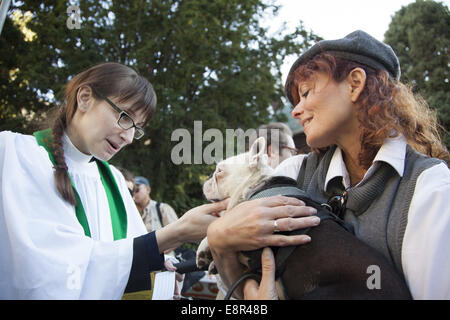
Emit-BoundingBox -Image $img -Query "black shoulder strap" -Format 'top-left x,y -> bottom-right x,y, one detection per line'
296,155 -> 308,188
297,147 -> 336,191
156,202 -> 163,226
296,151 -> 322,189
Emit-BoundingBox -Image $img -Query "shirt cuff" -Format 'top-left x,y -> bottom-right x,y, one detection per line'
124,231 -> 165,293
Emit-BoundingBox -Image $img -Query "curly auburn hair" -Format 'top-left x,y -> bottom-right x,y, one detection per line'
286,53 -> 449,169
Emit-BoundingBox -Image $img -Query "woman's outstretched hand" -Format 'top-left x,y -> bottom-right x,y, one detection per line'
156,198 -> 229,253
178,198 -> 229,243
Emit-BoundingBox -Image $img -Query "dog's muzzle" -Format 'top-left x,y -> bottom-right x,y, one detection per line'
204,172 -> 223,202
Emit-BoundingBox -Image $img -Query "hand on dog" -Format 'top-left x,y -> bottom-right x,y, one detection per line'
207,195 -> 318,252
244,247 -> 278,300
155,198 -> 230,253
178,198 -> 230,243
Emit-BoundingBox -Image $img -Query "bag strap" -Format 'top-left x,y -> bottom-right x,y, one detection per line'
34,129 -> 127,240
155,202 -> 163,227
296,156 -> 308,188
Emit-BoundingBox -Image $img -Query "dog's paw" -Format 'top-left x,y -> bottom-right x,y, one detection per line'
208,261 -> 218,275
196,248 -> 213,270
196,238 -> 213,270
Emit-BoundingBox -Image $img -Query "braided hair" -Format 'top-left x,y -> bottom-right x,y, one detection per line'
49,63 -> 157,205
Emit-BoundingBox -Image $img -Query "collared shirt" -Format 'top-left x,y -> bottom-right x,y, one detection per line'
141,199 -> 178,233
274,135 -> 450,299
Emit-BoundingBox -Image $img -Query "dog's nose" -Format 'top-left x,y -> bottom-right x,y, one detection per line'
208,172 -> 214,179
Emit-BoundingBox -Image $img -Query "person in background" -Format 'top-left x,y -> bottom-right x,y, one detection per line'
254,122 -> 299,169
133,176 -> 179,250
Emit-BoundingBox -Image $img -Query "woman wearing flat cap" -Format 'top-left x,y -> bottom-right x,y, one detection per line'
207,30 -> 450,300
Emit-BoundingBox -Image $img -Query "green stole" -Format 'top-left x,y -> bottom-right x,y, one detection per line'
33,129 -> 127,240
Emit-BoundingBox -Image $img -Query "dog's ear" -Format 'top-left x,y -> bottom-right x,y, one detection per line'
249,137 -> 268,169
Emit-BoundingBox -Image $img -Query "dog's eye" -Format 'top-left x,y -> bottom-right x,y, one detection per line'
216,167 -> 222,173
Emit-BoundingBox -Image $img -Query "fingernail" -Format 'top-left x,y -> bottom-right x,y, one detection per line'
310,216 -> 320,225
309,208 -> 317,214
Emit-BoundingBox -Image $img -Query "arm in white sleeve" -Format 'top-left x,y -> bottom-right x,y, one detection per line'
401,163 -> 450,299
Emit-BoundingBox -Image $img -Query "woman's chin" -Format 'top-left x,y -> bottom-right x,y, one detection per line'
306,136 -> 330,150
91,150 -> 113,162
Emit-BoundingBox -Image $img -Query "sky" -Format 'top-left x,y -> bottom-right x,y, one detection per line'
268,0 -> 450,83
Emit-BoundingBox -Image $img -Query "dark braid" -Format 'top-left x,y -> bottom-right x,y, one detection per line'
51,108 -> 77,206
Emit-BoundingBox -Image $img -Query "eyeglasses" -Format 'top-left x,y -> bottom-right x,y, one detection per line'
322,191 -> 348,218
281,145 -> 301,156
93,89 -> 145,140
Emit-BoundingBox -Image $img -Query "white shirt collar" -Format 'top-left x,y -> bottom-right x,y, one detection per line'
325,147 -> 351,189
63,132 -> 93,164
324,134 -> 407,191
372,134 -> 407,176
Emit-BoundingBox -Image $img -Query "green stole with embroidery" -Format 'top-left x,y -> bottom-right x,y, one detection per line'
33,129 -> 127,240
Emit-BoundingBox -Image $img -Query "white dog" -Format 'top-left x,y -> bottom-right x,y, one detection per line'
196,137 -> 274,271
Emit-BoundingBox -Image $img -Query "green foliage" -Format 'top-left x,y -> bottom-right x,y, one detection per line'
1,0 -> 318,215
0,14 -> 48,133
384,0 -> 450,148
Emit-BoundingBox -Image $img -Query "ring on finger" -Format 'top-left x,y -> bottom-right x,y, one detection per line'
273,220 -> 280,233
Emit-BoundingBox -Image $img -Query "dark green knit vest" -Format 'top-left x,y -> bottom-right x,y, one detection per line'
297,145 -> 443,274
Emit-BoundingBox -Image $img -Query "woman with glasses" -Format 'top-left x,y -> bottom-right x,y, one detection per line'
0,62 -> 229,299
207,31 -> 450,300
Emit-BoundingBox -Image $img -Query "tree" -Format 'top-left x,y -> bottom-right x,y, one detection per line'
384,0 -> 450,148
1,0 -> 319,213
0,10 -> 48,133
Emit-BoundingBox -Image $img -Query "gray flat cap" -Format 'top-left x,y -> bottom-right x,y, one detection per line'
285,30 -> 401,105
